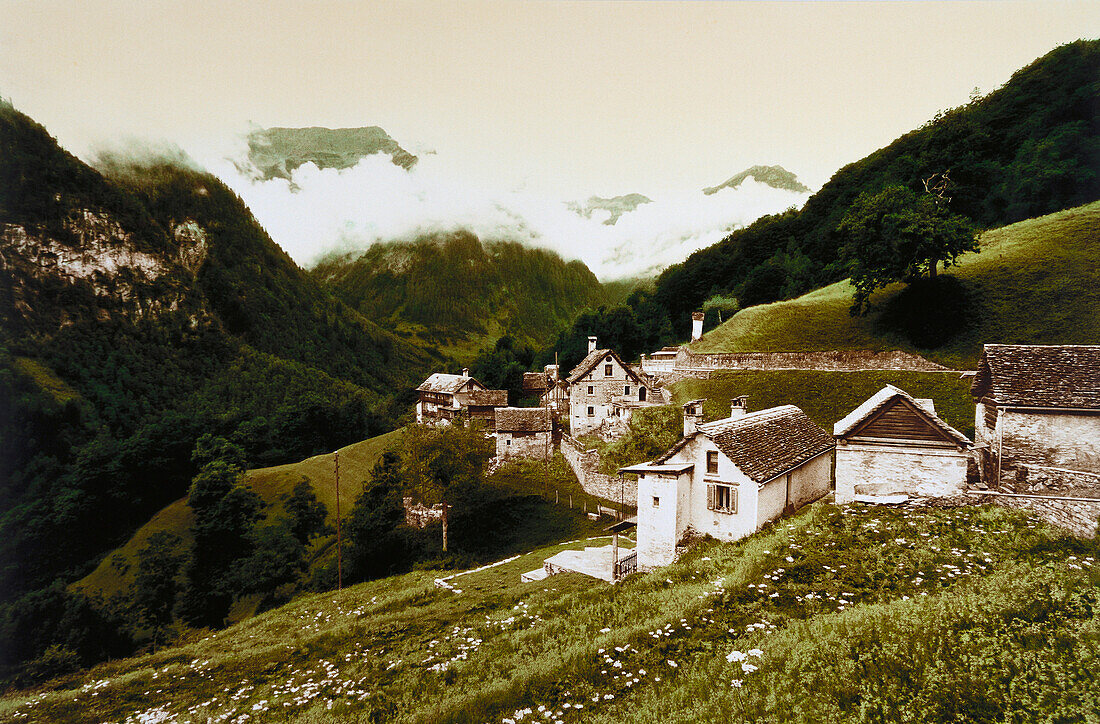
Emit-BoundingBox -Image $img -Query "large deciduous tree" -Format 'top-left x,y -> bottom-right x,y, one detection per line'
836,181 -> 978,315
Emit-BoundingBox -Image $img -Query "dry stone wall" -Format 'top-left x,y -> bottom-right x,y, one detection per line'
675,348 -> 951,373
560,434 -> 637,507
972,492 -> 1100,539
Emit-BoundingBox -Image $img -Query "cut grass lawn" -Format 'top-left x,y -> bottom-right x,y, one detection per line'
694,201 -> 1100,369
10,502 -> 1096,723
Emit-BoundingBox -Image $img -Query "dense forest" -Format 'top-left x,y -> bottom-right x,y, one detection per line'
0,103 -> 447,678
650,40 -> 1100,329
312,231 -> 611,353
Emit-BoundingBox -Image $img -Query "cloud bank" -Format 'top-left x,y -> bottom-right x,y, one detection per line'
198,143 -> 810,280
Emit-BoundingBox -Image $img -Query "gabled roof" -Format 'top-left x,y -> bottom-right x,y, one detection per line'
495,406 -> 552,432
567,348 -> 643,385
656,405 -> 835,484
834,384 -> 971,446
466,389 -> 508,407
416,373 -> 483,394
971,344 -> 1100,409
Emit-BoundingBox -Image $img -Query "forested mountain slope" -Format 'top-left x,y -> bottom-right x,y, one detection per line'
312,231 -> 611,357
692,201 -> 1100,369
653,40 -> 1100,327
0,102 -> 444,674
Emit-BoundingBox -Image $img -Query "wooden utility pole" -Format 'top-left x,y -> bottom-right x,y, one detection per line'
335,451 -> 342,590
441,502 -> 449,552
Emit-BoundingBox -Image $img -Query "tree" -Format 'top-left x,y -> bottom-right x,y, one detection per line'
282,480 -> 332,546
345,452 -> 408,581
178,436 -> 263,628
837,182 -> 977,314
130,531 -> 184,652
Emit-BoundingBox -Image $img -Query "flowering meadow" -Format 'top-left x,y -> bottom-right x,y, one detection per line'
1,502 -> 1096,723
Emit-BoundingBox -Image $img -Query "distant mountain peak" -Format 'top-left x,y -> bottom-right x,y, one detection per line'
568,193 -> 653,225
241,125 -> 417,182
703,165 -> 810,195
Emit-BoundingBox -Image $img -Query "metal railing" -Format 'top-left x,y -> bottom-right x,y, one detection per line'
614,551 -> 638,579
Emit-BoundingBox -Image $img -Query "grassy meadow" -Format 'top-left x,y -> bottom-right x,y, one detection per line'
693,201 -> 1100,369
75,430 -> 404,601
7,502 -> 1096,723
672,369 -> 976,438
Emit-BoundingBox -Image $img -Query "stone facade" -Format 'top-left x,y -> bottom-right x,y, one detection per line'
560,434 -> 637,506
975,407 -> 1100,492
836,443 -> 969,502
834,385 -> 972,503
567,343 -> 653,436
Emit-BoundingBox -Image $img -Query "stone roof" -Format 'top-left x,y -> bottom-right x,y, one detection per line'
522,372 -> 549,392
416,373 -> 480,394
834,384 -> 971,446
971,344 -> 1100,409
657,405 -> 834,484
495,406 -> 552,432
566,348 -> 643,385
466,389 -> 508,407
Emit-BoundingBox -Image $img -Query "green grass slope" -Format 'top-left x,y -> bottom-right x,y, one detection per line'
694,201 -> 1100,369
672,369 -> 976,438
75,430 -> 403,601
12,503 -> 1097,723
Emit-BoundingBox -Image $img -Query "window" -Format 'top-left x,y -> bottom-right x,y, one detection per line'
587,406 -> 594,416
506,439 -> 511,446
605,364 -> 613,376
707,451 -> 719,474
707,484 -> 737,513
588,385 -> 594,395
652,496 -> 660,507
624,386 -> 631,395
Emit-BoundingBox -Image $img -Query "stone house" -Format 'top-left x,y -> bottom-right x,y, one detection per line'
415,369 -> 507,425
566,336 -> 656,436
620,397 -> 834,569
972,344 -> 1100,492
834,385 -> 972,503
495,407 -> 553,460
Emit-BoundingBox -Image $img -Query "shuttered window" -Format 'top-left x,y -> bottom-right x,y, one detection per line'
707,483 -> 736,513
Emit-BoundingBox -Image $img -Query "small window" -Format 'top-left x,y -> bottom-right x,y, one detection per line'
707,483 -> 737,514
652,496 -> 660,507
587,406 -> 594,416
506,439 -> 511,446
625,386 -> 631,395
707,451 -> 719,474
605,364 -> 613,376
588,385 -> 594,395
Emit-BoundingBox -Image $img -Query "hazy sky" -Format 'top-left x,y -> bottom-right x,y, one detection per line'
3,1 -> 1097,197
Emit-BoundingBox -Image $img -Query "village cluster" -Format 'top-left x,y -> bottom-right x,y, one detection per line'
415,313 -> 1100,582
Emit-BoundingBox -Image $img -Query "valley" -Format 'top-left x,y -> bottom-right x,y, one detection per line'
0,21 -> 1098,724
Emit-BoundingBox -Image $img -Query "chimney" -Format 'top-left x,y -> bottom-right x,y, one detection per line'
730,396 -> 749,418
588,336 -> 598,353
691,311 -> 705,341
461,368 -> 469,377
682,399 -> 705,437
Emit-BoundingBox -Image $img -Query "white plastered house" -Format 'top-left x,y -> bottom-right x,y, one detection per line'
621,398 -> 835,569
833,385 -> 972,503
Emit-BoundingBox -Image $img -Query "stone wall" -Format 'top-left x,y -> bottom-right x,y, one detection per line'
403,497 -> 444,528
675,348 -> 950,373
836,442 -> 969,503
970,491 -> 1100,539
560,434 -> 637,507
496,431 -> 553,460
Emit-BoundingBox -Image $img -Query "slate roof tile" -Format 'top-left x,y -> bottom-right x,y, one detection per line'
971,345 -> 1100,409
